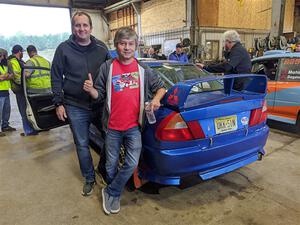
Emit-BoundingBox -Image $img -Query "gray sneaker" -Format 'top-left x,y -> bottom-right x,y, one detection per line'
111,197 -> 120,214
82,181 -> 95,196
102,188 -> 113,215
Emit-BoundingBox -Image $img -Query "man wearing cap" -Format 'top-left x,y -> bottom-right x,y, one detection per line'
8,44 -> 37,136
0,48 -> 16,134
24,45 -> 51,94
168,43 -> 189,63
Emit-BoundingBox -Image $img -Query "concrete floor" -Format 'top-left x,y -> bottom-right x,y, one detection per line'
0,96 -> 300,225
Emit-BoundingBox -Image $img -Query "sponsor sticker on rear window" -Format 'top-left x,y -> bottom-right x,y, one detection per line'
279,58 -> 300,81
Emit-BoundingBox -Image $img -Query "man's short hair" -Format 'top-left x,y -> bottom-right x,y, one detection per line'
223,30 -> 241,43
26,45 -> 37,54
114,27 -> 138,48
72,11 -> 92,27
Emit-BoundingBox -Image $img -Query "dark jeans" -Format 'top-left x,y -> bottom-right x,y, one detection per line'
0,96 -> 5,129
1,95 -> 11,129
65,104 -> 95,183
106,126 -> 142,197
15,92 -> 36,135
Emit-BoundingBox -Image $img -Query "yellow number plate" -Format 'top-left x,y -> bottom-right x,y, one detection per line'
214,115 -> 237,134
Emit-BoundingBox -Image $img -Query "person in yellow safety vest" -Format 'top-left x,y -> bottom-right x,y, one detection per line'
0,48 -> 16,135
24,45 -> 51,94
0,49 -> 13,136
8,45 -> 24,93
8,45 -> 37,136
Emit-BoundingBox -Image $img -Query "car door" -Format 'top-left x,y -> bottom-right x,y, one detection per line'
251,58 -> 278,115
22,64 -> 67,131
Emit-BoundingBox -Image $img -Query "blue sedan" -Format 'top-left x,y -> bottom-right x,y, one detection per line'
133,61 -> 269,186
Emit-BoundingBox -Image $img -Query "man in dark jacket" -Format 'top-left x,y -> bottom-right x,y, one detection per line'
51,11 -> 110,196
198,30 -> 251,74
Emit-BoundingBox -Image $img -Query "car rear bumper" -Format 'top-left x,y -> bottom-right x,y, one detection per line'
141,125 -> 269,185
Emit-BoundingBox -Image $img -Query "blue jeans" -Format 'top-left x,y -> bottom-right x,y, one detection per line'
1,95 -> 11,129
106,126 -> 142,197
65,104 -> 95,183
15,92 -> 36,135
0,97 -> 5,129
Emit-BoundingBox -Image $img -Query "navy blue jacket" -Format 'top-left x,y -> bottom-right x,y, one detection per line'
168,51 -> 189,63
204,42 -> 251,74
51,35 -> 110,110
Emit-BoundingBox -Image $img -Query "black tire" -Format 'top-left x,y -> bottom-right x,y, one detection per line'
296,112 -> 300,133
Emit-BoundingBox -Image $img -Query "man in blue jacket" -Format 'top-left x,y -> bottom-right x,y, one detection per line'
51,11 -> 110,196
168,43 -> 189,63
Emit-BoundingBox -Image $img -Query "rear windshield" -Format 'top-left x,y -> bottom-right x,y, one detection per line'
151,64 -> 223,92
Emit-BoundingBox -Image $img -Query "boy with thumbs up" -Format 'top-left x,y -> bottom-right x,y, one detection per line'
84,27 -> 166,215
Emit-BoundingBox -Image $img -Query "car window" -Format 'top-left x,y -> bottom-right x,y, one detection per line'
251,59 -> 279,81
278,58 -> 300,82
190,81 -> 223,94
151,64 -> 223,93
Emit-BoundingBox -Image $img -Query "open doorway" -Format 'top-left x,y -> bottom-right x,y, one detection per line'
0,4 -> 71,62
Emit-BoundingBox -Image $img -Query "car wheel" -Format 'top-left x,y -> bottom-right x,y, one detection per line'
296,112 -> 300,133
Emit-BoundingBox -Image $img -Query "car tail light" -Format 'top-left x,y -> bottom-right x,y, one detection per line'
155,112 -> 205,141
249,100 -> 267,127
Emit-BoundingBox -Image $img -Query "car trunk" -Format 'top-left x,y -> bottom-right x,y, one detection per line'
155,74 -> 267,141
140,74 -> 268,182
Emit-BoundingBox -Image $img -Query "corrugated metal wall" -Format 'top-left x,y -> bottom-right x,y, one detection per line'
142,27 -> 190,56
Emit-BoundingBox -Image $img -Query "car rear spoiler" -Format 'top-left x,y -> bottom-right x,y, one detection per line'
161,74 -> 267,111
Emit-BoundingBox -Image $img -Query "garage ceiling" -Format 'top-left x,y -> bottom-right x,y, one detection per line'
72,0 -> 121,9
0,0 -> 122,9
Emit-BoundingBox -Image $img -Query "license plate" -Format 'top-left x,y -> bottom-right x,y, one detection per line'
214,115 -> 237,134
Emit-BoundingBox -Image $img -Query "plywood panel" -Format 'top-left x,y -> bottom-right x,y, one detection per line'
284,0 -> 295,32
197,0 -> 219,27
108,6 -> 137,40
141,0 -> 186,34
218,0 -> 271,30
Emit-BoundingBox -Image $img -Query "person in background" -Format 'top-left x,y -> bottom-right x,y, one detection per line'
168,43 -> 189,63
51,11 -> 110,196
295,43 -> 300,52
197,30 -> 251,74
197,30 -> 251,90
8,45 -> 37,136
24,45 -> 51,94
83,27 -> 165,215
0,48 -> 16,134
147,47 -> 159,59
0,49 -> 14,136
